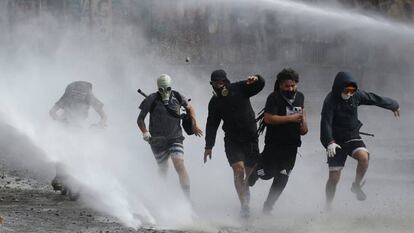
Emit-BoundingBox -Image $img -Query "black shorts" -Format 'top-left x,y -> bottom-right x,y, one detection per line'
259,145 -> 298,179
327,140 -> 368,170
224,137 -> 259,167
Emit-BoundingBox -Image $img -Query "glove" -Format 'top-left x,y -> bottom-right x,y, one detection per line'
327,143 -> 341,158
143,132 -> 151,142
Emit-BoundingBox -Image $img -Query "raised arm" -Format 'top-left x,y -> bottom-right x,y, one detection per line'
240,75 -> 265,97
357,90 -> 399,112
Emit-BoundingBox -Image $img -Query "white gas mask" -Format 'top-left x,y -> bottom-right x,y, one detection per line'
157,74 -> 172,105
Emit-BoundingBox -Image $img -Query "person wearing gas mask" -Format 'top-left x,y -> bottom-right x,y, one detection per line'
204,69 -> 265,218
321,71 -> 400,209
137,74 -> 203,200
248,68 -> 308,215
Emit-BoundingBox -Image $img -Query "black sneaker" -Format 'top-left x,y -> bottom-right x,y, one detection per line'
248,170 -> 259,187
51,178 -> 63,191
262,204 -> 272,216
351,182 -> 367,201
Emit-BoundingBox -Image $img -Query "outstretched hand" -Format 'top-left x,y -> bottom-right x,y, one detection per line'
204,149 -> 212,163
393,109 -> 400,118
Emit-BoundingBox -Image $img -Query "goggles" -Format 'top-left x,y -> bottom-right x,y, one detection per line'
158,87 -> 172,93
342,86 -> 356,95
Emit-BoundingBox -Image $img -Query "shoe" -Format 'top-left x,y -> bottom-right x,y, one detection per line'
240,206 -> 250,219
351,182 -> 367,201
262,204 -> 272,216
51,178 -> 63,191
248,170 -> 259,187
68,190 -> 79,201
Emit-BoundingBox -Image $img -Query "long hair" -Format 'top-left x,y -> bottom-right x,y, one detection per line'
257,68 -> 299,136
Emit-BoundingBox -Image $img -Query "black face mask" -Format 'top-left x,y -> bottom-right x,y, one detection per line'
282,90 -> 296,99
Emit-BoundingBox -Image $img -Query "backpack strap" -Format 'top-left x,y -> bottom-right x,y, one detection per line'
149,92 -> 182,119
172,90 -> 183,105
149,93 -> 160,114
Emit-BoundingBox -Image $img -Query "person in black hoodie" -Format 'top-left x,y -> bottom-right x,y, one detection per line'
249,68 -> 308,215
321,71 -> 400,208
204,69 -> 265,218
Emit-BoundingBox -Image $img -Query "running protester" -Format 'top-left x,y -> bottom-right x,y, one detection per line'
137,74 -> 202,200
204,69 -> 265,218
321,71 -> 400,208
249,68 -> 308,215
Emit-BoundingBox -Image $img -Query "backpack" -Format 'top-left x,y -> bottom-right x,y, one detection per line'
150,91 -> 194,136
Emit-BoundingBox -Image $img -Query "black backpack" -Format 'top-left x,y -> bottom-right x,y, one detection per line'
150,91 -> 194,136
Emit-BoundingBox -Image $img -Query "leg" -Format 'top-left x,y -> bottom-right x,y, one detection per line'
157,159 -> 169,179
52,162 -> 66,191
352,150 -> 369,186
326,169 -> 341,209
171,157 -> 191,200
263,173 -> 289,214
231,161 -> 249,210
325,143 -> 347,209
351,149 -> 369,201
153,149 -> 170,179
243,165 -> 255,205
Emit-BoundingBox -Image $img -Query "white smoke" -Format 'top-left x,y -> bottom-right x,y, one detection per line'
0,0 -> 413,232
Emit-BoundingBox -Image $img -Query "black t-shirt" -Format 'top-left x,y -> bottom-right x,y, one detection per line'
264,91 -> 304,147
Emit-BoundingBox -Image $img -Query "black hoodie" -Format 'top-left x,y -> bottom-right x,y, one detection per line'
320,72 -> 399,148
205,75 -> 265,149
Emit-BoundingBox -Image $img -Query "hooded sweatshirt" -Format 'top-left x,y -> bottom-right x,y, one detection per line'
320,72 -> 399,148
205,75 -> 265,149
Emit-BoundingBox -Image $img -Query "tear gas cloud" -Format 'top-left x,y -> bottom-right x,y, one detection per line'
0,0 -> 413,232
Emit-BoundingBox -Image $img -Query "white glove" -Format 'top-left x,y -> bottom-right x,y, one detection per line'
327,143 -> 341,158
143,132 -> 151,142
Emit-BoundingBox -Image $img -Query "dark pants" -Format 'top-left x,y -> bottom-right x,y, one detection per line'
260,145 -> 298,211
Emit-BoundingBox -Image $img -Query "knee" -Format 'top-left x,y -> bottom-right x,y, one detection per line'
354,151 -> 369,165
328,172 -> 341,185
173,159 -> 186,172
158,161 -> 169,171
232,165 -> 245,180
273,174 -> 289,188
358,155 -> 369,166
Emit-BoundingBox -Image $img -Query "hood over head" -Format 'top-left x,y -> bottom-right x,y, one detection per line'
332,72 -> 358,98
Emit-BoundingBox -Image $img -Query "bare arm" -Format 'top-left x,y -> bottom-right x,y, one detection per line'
137,110 -> 148,133
185,103 -> 203,137
263,112 -> 303,125
300,110 -> 308,135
